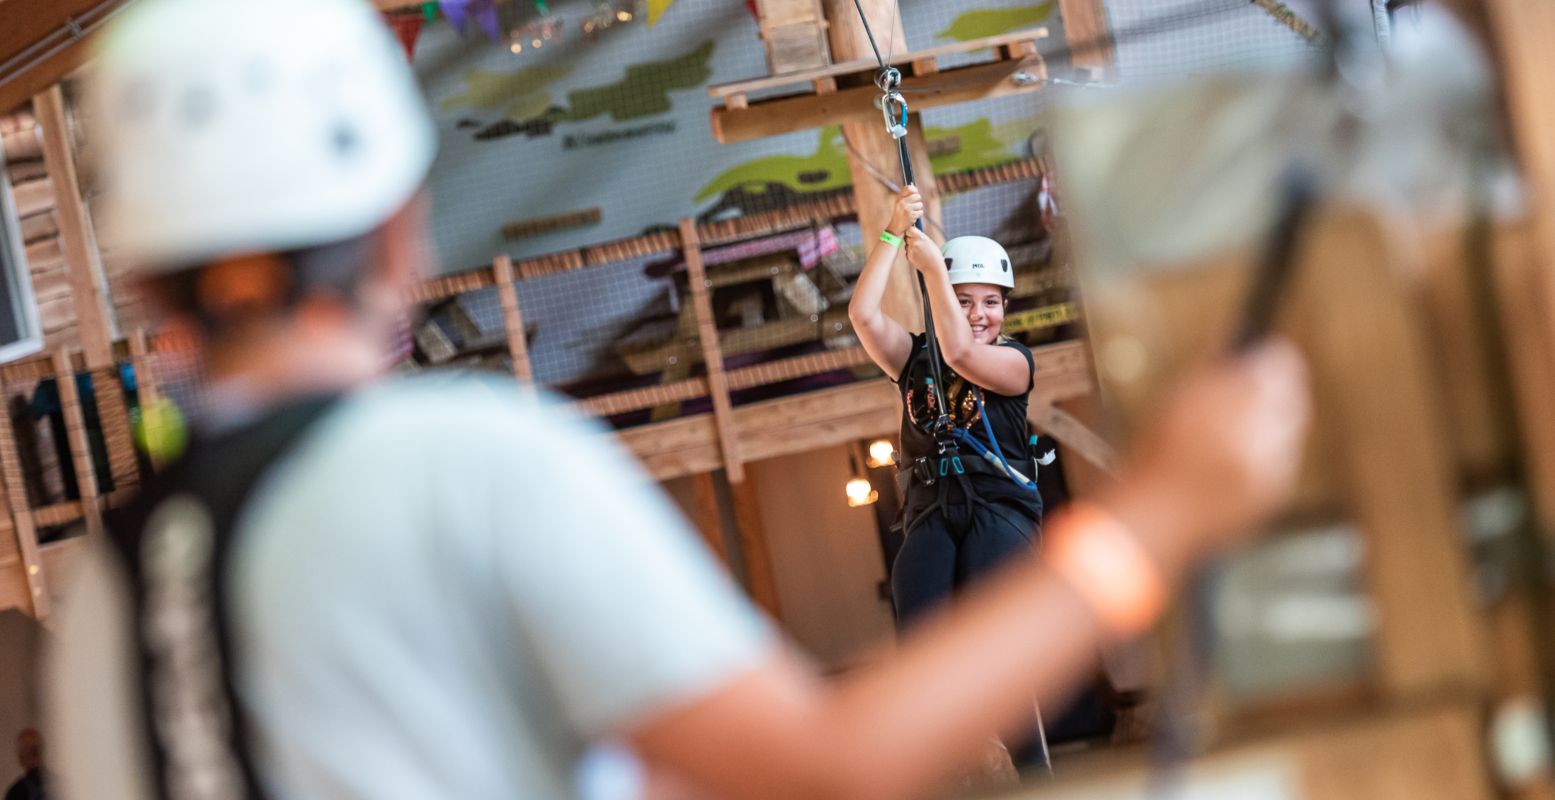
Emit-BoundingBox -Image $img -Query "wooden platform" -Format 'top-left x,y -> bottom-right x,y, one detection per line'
709,29 -> 1049,144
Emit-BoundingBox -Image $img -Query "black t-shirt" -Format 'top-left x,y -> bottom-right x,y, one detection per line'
894,333 -> 1042,518
4,769 -> 48,800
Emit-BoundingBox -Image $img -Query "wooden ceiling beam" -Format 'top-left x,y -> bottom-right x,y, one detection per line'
0,0 -> 126,115
710,45 -> 1048,144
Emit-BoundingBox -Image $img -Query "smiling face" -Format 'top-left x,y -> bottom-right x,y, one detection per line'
955,283 -> 1007,344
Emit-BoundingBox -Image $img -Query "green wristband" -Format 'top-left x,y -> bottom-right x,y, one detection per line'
879,230 -> 903,247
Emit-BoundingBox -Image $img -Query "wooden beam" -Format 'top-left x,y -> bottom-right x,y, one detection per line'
1298,211 -> 1486,697
617,340 -> 1096,481
688,472 -> 729,565
53,348 -> 104,540
728,476 -> 782,618
0,374 -> 47,619
709,29 -> 1048,99
35,85 -> 114,365
0,0 -> 122,116
682,219 -> 745,483
1056,0 -> 1114,75
711,55 -> 1046,144
492,254 -> 535,385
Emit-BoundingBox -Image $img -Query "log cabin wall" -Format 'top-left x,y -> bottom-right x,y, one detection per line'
2,104 -> 78,350
1,99 -> 140,352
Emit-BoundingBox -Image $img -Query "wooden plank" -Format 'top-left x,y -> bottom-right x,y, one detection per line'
735,379 -> 901,463
1297,212 -> 1486,696
52,348 -> 103,539
18,211 -> 56,244
0,374 -> 47,619
1487,0 -> 1555,548
688,472 -> 729,564
1056,0 -> 1114,74
616,340 -> 1095,481
728,476 -> 782,618
89,365 -> 137,492
6,157 -> 46,183
0,127 -> 41,161
36,85 -> 114,366
682,218 -> 745,483
711,55 -> 1046,144
618,413 -> 722,480
0,12 -> 104,115
12,176 -> 53,217
500,207 -> 601,241
580,377 -> 711,418
30,501 -> 83,529
492,254 -> 535,385
709,28 -> 1047,98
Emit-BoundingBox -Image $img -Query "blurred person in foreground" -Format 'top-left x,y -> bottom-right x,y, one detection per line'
45,0 -> 1311,798
4,730 -> 47,800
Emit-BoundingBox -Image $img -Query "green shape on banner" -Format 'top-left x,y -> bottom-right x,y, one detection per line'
925,119 -> 1019,173
936,2 -> 1053,41
442,64 -> 572,122
695,126 -> 851,202
554,40 -> 715,122
695,118 -> 1022,205
423,2 -> 438,21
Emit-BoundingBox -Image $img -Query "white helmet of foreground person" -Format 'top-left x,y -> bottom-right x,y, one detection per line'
88,0 -> 436,272
941,235 -> 1015,290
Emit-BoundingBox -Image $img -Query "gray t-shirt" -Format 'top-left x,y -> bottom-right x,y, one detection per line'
47,377 -> 773,799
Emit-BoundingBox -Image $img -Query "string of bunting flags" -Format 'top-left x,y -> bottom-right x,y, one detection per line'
385,0 -> 693,60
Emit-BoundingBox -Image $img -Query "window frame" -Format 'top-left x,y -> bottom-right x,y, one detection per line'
0,134 -> 45,363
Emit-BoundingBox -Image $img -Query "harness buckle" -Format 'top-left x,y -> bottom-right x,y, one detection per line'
913,456 -> 936,486
951,456 -> 965,475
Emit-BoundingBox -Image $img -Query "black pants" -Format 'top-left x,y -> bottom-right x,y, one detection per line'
892,492 -> 1112,768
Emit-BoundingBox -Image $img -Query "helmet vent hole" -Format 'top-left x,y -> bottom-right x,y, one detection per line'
1001,259 -> 1010,272
332,123 -> 361,158
944,258 -> 953,270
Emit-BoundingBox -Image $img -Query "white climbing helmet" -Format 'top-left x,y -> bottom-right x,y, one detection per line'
86,0 -> 437,272
942,236 -> 1014,290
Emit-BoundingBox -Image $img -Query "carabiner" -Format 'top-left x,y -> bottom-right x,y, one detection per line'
881,91 -> 908,140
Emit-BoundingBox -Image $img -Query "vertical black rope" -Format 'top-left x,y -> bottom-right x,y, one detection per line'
850,0 -> 953,435
851,0 -> 886,67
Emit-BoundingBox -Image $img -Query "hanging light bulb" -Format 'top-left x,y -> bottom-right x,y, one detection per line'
845,446 -> 879,507
866,438 -> 897,469
845,477 -> 879,507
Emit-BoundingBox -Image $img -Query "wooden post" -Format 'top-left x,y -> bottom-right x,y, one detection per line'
35,86 -> 113,365
1299,212 -> 1486,696
823,0 -> 943,332
36,87 -> 140,493
1056,0 -> 1115,76
53,349 -> 104,539
681,218 -> 746,483
728,475 -> 782,619
688,472 -> 730,565
127,329 -> 165,472
0,380 -> 47,619
493,254 -> 535,385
